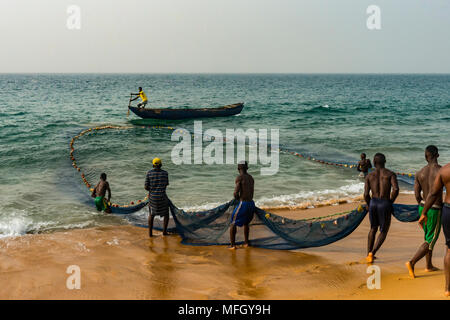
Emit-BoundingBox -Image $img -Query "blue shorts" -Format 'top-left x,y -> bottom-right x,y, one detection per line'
369,198 -> 392,232
231,201 -> 255,227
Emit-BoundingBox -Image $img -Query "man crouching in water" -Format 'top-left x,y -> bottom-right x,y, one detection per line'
364,153 -> 399,263
92,173 -> 112,213
420,161 -> 450,296
229,161 -> 255,250
406,145 -> 442,278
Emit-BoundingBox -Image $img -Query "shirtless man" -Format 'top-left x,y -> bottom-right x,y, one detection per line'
91,173 -> 111,213
229,161 -> 255,250
420,162 -> 450,296
364,153 -> 399,263
406,145 -> 442,278
357,153 -> 372,178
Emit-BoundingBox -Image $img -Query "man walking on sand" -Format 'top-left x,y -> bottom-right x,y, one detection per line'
145,157 -> 169,237
229,161 -> 255,250
364,153 -> 399,263
406,145 -> 442,278
420,162 -> 450,296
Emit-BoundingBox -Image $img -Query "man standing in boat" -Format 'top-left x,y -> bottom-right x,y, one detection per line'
131,87 -> 148,108
145,157 -> 169,237
229,161 -> 255,250
364,153 -> 399,263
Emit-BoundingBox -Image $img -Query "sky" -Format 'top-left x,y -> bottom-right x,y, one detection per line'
0,0 -> 449,73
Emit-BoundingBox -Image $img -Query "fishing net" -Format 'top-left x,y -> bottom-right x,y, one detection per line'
70,125 -> 421,250
109,199 -> 420,249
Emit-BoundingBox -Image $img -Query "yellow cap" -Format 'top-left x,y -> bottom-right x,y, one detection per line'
152,158 -> 162,166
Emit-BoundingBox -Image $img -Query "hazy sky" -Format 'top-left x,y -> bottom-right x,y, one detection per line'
0,0 -> 449,73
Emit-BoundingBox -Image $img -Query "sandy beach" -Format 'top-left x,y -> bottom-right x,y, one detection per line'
0,193 -> 447,300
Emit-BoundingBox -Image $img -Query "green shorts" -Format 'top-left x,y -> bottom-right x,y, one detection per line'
419,205 -> 441,250
95,196 -> 108,212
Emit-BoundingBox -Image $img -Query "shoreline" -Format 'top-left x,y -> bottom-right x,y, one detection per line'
0,193 -> 448,300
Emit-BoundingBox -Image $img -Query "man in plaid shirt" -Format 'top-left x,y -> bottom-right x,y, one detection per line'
145,157 -> 169,237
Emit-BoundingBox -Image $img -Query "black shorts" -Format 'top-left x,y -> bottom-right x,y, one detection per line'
442,203 -> 450,247
369,198 -> 392,232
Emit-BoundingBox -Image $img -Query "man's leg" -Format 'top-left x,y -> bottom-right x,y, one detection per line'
162,214 -> 169,236
148,214 -> 155,237
229,224 -> 237,249
366,201 -> 378,262
372,212 -> 391,256
366,227 -> 377,263
244,224 -> 250,247
407,242 -> 429,278
444,248 -> 449,296
367,227 -> 377,255
425,249 -> 438,271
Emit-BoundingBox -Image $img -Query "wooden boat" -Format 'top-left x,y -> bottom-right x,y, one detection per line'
128,103 -> 244,120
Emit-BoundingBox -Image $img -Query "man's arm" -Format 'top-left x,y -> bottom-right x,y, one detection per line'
368,160 -> 372,169
390,173 -> 399,203
421,172 -> 444,218
357,161 -> 362,172
106,182 -> 111,202
145,172 -> 150,192
364,176 -> 371,206
233,176 -> 241,200
414,174 -> 422,204
91,183 -> 98,197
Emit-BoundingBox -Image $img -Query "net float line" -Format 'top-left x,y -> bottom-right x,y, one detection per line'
70,125 -> 176,209
278,148 -> 415,181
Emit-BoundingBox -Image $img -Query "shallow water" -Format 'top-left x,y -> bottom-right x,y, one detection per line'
1,74 -> 449,237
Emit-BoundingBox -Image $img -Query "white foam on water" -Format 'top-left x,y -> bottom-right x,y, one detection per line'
255,181 -> 364,209
0,209 -> 33,238
169,181 -> 365,212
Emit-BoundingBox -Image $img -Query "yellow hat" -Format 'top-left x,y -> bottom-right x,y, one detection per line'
152,158 -> 162,166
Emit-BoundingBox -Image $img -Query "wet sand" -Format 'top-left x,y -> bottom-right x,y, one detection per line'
0,193 -> 448,299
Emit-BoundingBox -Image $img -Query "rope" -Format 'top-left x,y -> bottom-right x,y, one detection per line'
264,203 -> 366,223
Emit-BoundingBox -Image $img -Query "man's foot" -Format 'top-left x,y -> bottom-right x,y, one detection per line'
366,252 -> 374,263
243,243 -> 250,248
425,266 -> 439,272
405,261 -> 415,279
162,232 -> 168,236
149,234 -> 153,238
228,245 -> 236,250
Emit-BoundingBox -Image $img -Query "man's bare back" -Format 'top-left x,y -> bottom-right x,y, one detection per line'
416,163 -> 442,206
438,163 -> 450,203
365,168 -> 399,202
95,180 -> 110,199
234,173 -> 254,201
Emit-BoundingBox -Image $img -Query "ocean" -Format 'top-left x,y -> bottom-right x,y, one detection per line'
1,74 -> 449,237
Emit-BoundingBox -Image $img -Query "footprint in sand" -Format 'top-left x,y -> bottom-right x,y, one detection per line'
346,258 -> 368,266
